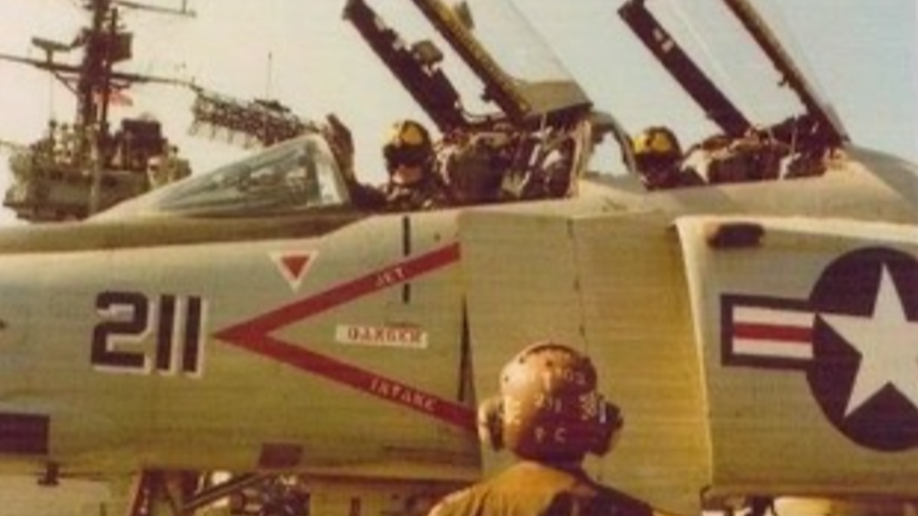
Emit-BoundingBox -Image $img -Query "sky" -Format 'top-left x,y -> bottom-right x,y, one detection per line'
0,0 -> 915,226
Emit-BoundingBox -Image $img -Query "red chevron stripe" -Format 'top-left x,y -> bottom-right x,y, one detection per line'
215,243 -> 475,431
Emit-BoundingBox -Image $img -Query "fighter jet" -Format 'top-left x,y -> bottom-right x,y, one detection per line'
0,1 -> 915,515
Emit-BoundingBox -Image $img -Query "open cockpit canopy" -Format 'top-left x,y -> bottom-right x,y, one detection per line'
617,0 -> 847,147
97,135 -> 351,219
344,0 -> 592,131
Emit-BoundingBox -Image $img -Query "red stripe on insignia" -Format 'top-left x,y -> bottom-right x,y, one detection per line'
733,323 -> 812,343
722,294 -> 815,367
215,243 -> 474,431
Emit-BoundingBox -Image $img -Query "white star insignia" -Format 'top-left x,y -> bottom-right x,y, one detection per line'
821,266 -> 918,417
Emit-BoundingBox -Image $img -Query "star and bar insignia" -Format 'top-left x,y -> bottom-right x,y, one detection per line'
721,247 -> 918,452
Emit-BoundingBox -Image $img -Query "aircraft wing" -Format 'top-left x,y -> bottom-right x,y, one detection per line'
677,215 -> 918,502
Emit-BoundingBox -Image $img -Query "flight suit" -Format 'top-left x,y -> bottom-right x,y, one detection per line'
345,170 -> 453,212
640,165 -> 706,190
382,173 -> 453,211
428,461 -> 654,516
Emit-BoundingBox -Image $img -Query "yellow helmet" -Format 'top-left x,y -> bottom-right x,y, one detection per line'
632,126 -> 682,169
478,341 -> 622,462
383,119 -> 433,172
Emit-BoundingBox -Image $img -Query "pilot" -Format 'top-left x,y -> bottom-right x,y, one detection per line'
632,126 -> 704,190
378,119 -> 453,211
343,119 -> 452,211
427,341 -> 656,516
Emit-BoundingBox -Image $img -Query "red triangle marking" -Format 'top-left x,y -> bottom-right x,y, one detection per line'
282,254 -> 312,281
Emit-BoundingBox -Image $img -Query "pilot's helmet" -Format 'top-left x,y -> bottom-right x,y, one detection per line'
632,126 -> 682,171
383,119 -> 433,173
478,341 -> 623,463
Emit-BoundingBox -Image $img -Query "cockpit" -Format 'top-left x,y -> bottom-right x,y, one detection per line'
100,0 -> 601,220
92,0 -> 863,223
98,135 -> 351,218
613,0 -> 849,190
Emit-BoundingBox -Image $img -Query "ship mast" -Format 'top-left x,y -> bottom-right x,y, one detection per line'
83,0 -> 117,213
0,0 -> 194,221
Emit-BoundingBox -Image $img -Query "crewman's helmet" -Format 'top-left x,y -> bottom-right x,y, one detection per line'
478,341 -> 623,463
383,119 -> 434,173
632,126 -> 682,171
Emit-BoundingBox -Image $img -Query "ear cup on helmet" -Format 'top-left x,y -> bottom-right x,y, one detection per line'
588,400 -> 624,456
477,396 -> 504,451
